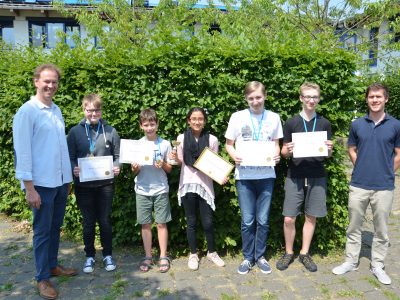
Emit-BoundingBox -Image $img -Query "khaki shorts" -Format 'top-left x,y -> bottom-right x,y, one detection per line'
136,193 -> 171,224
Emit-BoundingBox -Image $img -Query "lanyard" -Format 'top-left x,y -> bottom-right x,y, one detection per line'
249,109 -> 265,141
302,115 -> 317,132
85,121 -> 101,155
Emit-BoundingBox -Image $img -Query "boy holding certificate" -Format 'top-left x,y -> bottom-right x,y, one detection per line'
131,109 -> 173,273
225,81 -> 283,275
276,82 -> 333,272
67,94 -> 121,274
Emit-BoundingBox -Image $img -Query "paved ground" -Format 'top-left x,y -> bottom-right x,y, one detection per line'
1,177 -> 400,300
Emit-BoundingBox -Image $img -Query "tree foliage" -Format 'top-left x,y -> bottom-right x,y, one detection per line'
0,0 -> 367,255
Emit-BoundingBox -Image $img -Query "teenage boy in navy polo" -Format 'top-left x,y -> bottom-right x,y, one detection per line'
332,83 -> 400,285
276,82 -> 333,272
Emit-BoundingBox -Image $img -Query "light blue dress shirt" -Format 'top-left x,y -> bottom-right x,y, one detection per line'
13,96 -> 72,189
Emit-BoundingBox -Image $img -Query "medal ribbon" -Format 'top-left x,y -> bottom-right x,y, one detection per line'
302,115 -> 317,132
85,121 -> 101,155
249,109 -> 265,141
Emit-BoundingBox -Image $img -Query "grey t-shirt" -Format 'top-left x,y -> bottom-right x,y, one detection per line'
134,136 -> 172,196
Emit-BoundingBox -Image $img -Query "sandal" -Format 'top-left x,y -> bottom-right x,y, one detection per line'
159,256 -> 171,273
139,257 -> 153,272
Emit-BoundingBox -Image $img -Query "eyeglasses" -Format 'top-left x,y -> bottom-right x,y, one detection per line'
301,95 -> 320,101
190,118 -> 205,122
85,108 -> 102,113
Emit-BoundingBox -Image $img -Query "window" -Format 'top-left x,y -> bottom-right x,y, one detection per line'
0,18 -> 15,47
369,27 -> 379,67
29,19 -> 80,48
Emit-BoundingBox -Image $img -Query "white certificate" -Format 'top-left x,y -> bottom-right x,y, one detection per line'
193,147 -> 234,185
292,131 -> 328,158
78,156 -> 114,182
236,141 -> 276,166
119,139 -> 155,165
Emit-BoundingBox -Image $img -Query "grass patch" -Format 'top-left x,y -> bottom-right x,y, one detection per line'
220,293 -> 240,300
320,284 -> 330,296
4,244 -> 19,251
157,288 -> 171,297
103,279 -> 128,300
262,291 -> 277,300
383,290 -> 400,300
336,289 -> 364,298
57,275 -> 74,284
132,290 -> 144,297
363,276 -> 380,289
0,283 -> 13,292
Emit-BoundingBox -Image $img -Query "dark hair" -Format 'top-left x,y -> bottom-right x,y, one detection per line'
33,63 -> 61,81
186,107 -> 208,123
366,83 -> 389,99
139,108 -> 158,124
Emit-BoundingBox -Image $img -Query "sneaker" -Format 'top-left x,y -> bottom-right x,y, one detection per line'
257,257 -> 272,274
299,253 -> 317,272
332,262 -> 358,275
83,257 -> 95,273
207,251 -> 225,267
237,259 -> 253,275
276,253 -> 294,271
188,253 -> 199,270
371,266 -> 391,285
103,255 -> 116,272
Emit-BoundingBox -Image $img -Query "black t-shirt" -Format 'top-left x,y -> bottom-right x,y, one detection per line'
283,114 -> 332,178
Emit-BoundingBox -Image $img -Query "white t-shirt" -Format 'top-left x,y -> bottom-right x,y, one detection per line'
134,136 -> 172,196
225,108 -> 283,180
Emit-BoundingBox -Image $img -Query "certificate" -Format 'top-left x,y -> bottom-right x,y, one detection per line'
193,147 -> 234,185
236,141 -> 276,166
292,131 -> 328,158
78,156 -> 114,182
119,139 -> 155,165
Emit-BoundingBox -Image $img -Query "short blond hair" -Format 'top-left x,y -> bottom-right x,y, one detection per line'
244,81 -> 266,97
300,82 -> 320,95
82,93 -> 102,110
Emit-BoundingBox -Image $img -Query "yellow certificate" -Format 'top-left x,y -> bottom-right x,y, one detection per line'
119,139 -> 154,165
78,156 -> 114,182
235,141 -> 276,166
292,131 -> 328,158
193,147 -> 234,185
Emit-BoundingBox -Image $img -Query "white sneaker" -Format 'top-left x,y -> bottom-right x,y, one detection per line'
371,266 -> 391,285
103,255 -> 116,272
207,251 -> 225,267
188,253 -> 199,270
83,257 -> 95,273
332,262 -> 358,275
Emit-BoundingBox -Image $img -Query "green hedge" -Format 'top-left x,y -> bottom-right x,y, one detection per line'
0,40 -> 361,255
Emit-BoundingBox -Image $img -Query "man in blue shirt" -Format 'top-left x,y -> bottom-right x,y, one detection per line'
13,64 -> 78,300
332,83 -> 400,285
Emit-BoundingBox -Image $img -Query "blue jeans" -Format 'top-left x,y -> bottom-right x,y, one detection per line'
236,178 -> 274,262
75,184 -> 114,258
32,184 -> 69,282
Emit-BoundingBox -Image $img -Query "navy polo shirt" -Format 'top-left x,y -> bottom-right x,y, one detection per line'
348,113 -> 400,190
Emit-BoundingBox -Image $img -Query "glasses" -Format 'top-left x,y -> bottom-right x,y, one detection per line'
190,118 -> 205,122
85,108 -> 102,113
301,95 -> 320,101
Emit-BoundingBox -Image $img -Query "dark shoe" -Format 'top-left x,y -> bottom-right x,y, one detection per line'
139,257 -> 154,272
159,256 -> 171,273
50,265 -> 78,277
37,280 -> 58,300
276,253 -> 295,271
299,253 -> 317,272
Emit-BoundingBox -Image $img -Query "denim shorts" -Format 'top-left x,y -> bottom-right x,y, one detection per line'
283,177 -> 327,217
136,193 -> 171,224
